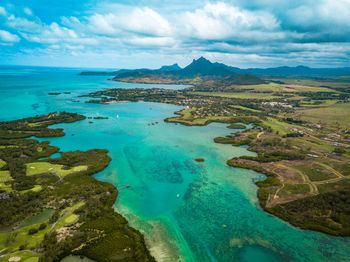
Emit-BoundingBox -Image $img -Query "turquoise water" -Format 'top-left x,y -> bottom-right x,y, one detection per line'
1,66 -> 349,262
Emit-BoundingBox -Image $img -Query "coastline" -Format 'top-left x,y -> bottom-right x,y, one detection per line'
0,113 -> 155,261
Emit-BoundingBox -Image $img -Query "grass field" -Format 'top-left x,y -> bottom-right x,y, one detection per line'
190,91 -> 279,100
64,214 -> 79,224
0,171 -> 12,192
329,161 -> 350,176
295,164 -> 337,182
51,202 -> 84,232
26,162 -> 87,178
299,100 -> 338,107
269,78 -> 350,89
0,159 -> 5,169
262,117 -> 304,136
166,108 -> 232,125
230,105 -> 261,112
279,184 -> 310,195
0,251 -> 40,262
230,83 -> 283,92
61,255 -> 95,262
20,185 -> 42,194
19,209 -> 54,228
0,223 -> 50,253
299,103 -> 350,127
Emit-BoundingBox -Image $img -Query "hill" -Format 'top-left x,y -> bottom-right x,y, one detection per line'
79,58 -> 350,78
110,57 -> 265,85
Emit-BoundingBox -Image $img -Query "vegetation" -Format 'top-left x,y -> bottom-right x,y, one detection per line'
80,63 -> 350,236
0,113 -> 154,262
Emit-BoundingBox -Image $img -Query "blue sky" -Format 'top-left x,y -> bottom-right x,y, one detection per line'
1,0 -> 350,68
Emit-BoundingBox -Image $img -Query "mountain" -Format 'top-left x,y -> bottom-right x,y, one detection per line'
110,57 -> 265,85
159,63 -> 181,71
78,57 -> 350,79
178,57 -> 233,78
240,66 -> 350,77
218,73 -> 265,86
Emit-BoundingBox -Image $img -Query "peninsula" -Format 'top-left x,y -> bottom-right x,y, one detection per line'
0,112 -> 154,261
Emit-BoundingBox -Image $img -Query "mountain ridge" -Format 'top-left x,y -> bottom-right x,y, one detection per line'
78,57 -> 350,78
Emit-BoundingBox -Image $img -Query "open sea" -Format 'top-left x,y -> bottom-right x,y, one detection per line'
0,66 -> 349,262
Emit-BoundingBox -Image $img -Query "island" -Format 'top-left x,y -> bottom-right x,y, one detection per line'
80,57 -> 350,236
0,112 -> 154,261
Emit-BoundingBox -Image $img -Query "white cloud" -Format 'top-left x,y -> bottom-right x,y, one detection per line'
23,7 -> 33,16
121,7 -> 172,36
0,30 -> 20,43
180,2 -> 280,41
88,13 -> 119,35
7,15 -> 41,32
0,6 -> 7,16
88,7 -> 171,37
125,36 -> 175,47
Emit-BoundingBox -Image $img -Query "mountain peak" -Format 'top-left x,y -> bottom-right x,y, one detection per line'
193,56 -> 212,64
159,63 -> 181,71
182,57 -> 232,78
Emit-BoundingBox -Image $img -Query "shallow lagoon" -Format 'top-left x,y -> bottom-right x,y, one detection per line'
1,67 -> 350,262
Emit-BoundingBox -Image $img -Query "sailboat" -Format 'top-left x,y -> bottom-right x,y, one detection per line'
116,114 -> 119,119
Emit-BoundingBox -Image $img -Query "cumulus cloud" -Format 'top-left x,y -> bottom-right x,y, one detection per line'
0,6 -> 7,16
180,2 -> 280,41
125,36 -> 176,47
0,29 -> 20,43
283,0 -> 350,42
88,7 -> 171,37
1,0 -> 350,67
23,7 -> 33,16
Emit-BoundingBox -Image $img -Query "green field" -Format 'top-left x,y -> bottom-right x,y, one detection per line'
190,91 -> 279,100
231,83 -> 283,92
20,185 -> 42,194
0,223 -> 50,253
0,171 -> 12,192
300,100 -> 338,107
299,103 -> 350,127
279,184 -> 310,195
61,255 -> 95,262
0,159 -> 5,169
64,214 -> 79,224
230,105 -> 261,112
295,164 -> 337,182
26,162 -> 87,178
166,108 -> 232,126
0,251 -> 40,262
262,117 -> 305,136
19,209 -> 54,228
329,161 -> 350,176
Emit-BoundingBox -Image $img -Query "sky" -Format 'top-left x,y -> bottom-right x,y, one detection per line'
1,0 -> 350,68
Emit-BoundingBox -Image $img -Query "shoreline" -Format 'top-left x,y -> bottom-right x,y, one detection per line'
114,204 -> 188,262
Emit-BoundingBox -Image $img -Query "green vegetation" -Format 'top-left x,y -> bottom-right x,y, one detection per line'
227,123 -> 246,129
19,209 -> 54,228
0,112 -> 85,139
269,184 -> 350,236
82,72 -> 350,237
190,91 -> 278,100
0,159 -> 5,169
295,164 -> 337,182
298,103 -> 350,127
0,113 -> 154,262
279,184 -> 310,195
26,162 -> 87,178
0,171 -> 12,192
